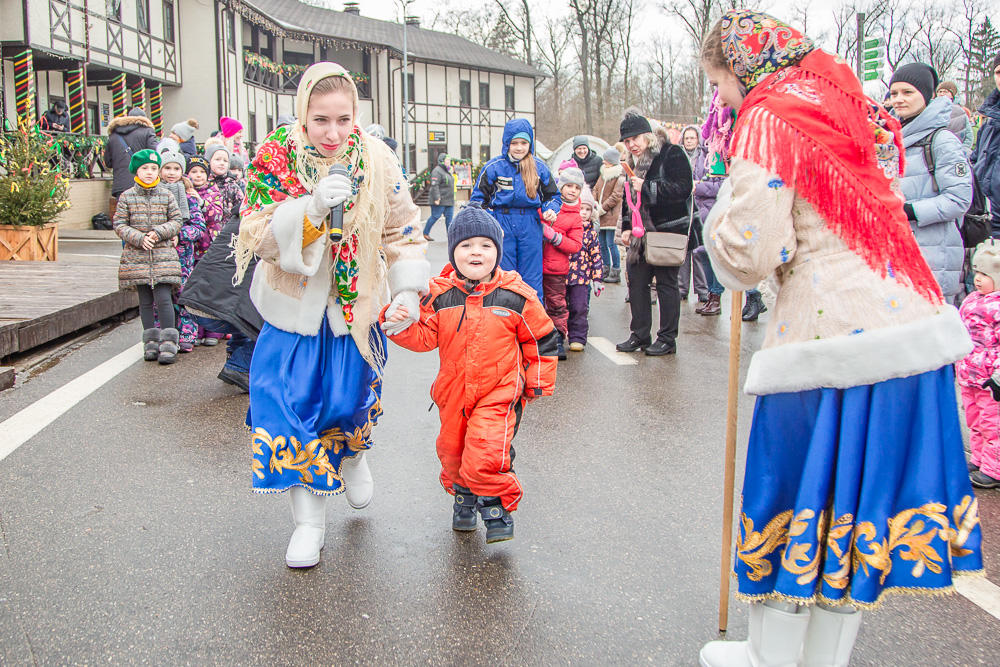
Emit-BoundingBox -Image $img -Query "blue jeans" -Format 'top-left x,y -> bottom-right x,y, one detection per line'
695,247 -> 724,295
599,229 -> 620,270
423,205 -> 453,236
194,316 -> 256,374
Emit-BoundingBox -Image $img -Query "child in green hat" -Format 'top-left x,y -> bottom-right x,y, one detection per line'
113,148 -> 184,364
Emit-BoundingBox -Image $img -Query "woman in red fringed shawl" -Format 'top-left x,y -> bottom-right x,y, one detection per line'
233,63 -> 429,570
697,11 -> 982,667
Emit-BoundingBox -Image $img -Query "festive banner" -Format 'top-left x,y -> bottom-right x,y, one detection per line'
111,74 -> 127,117
13,49 -> 36,127
66,69 -> 86,134
148,82 -> 162,134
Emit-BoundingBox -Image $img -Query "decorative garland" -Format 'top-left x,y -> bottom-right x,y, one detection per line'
243,51 -> 369,83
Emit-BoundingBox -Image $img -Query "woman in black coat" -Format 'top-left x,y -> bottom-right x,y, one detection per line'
615,112 -> 693,356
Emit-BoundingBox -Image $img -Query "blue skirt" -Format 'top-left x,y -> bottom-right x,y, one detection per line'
735,365 -> 983,609
248,318 -> 384,496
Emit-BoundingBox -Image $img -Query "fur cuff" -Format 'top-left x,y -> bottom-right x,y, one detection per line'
744,307 -> 973,395
270,196 -> 328,276
388,259 -> 431,297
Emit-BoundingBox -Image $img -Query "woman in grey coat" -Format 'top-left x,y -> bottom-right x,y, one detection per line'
890,64 -> 973,302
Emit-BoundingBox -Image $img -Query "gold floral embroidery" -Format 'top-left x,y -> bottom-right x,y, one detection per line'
821,513 -> 855,590
250,382 -> 384,487
737,510 -> 793,581
252,427 -> 342,486
736,497 -> 979,587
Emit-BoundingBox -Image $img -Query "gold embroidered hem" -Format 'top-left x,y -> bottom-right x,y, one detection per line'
734,496 -> 982,609
732,568 -> 986,611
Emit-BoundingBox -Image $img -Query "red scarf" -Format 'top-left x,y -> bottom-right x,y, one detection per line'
730,49 -> 942,305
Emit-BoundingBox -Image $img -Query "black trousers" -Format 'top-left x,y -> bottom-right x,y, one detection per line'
626,258 -> 680,347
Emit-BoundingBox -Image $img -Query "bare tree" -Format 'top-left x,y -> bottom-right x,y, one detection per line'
946,0 -> 988,104
493,0 -> 534,66
878,0 -> 920,70
568,0 -> 595,130
663,0 -> 718,108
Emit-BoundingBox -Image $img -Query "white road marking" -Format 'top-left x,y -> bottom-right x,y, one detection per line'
587,337 -> 638,366
955,576 -> 1000,621
0,343 -> 142,462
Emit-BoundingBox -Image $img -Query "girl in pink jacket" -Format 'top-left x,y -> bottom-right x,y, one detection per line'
959,240 -> 1000,488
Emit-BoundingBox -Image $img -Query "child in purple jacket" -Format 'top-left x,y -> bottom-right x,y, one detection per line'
565,188 -> 603,351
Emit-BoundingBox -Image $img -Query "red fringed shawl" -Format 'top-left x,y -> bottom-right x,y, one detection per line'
730,49 -> 943,305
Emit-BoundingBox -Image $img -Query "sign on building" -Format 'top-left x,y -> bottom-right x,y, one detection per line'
428,130 -> 446,142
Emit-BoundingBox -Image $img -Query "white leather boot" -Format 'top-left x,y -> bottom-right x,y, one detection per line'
700,601 -> 811,667
285,486 -> 327,568
801,604 -> 862,667
341,452 -> 374,510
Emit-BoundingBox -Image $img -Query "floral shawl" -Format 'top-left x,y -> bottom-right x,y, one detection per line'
722,10 -> 942,305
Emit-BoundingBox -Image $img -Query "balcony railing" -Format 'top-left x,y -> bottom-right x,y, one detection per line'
243,50 -> 372,97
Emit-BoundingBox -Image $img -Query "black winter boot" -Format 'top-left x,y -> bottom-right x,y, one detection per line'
479,497 -> 514,544
557,333 -> 567,361
742,292 -> 767,322
452,485 -> 478,532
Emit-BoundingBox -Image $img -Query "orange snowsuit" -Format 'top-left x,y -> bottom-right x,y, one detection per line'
381,265 -> 558,510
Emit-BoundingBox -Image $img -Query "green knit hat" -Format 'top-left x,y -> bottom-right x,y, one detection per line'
129,149 -> 162,174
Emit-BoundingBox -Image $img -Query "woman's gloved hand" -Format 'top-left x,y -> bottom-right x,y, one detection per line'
305,172 -> 353,222
381,290 -> 420,336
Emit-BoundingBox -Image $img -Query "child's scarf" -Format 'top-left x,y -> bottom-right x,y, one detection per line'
722,10 -> 941,305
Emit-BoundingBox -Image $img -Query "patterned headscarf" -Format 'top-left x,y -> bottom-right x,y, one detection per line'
721,11 -> 815,92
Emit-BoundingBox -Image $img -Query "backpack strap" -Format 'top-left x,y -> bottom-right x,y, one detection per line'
914,127 -> 944,193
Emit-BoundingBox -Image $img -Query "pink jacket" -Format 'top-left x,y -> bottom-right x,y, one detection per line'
958,291 -> 1000,387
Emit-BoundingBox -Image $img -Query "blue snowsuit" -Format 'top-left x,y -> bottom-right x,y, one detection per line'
471,119 -> 561,299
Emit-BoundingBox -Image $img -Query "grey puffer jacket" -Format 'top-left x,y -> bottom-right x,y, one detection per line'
946,103 -> 975,153
103,115 -> 160,196
899,96 -> 973,299
428,164 -> 455,206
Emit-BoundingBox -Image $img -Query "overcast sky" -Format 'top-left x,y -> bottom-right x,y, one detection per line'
340,0 -> 840,48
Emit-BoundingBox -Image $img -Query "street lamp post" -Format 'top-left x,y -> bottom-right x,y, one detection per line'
398,0 -> 414,177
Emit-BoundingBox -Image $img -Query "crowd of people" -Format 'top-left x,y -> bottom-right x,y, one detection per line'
95,22 -> 1000,664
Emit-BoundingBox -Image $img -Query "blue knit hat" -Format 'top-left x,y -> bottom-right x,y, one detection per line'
448,202 -> 504,275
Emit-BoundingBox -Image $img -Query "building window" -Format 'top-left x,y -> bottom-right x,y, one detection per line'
226,11 -> 236,52
107,0 -> 121,22
461,145 -> 472,160
88,102 -> 99,135
480,144 -> 490,164
407,73 -> 415,103
505,85 -> 514,111
479,82 -> 490,109
163,1 -> 175,44
357,52 -> 372,99
137,0 -> 150,33
267,115 -> 274,134
249,112 -> 257,144
459,80 -> 471,107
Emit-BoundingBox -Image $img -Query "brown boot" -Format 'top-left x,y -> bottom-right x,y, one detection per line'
699,293 -> 722,316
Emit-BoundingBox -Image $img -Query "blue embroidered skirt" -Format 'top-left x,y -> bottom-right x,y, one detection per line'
735,365 -> 983,609
248,317 -> 384,496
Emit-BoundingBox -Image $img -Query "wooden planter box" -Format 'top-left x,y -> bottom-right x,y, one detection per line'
0,223 -> 59,261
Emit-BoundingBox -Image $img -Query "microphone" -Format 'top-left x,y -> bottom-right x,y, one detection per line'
327,163 -> 348,244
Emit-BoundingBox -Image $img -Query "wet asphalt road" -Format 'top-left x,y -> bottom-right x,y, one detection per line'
1,241 -> 999,665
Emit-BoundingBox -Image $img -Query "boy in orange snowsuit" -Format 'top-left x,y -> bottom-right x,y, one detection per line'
381,203 -> 558,543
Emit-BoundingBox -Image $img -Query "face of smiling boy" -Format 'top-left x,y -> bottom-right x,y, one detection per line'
454,237 -> 498,282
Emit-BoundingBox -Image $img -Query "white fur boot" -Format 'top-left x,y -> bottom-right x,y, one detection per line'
699,600 -> 811,667
341,452 -> 374,510
285,486 -> 327,568
801,604 -> 862,667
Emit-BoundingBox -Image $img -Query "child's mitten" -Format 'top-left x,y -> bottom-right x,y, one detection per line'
592,281 -> 604,297
984,375 -> 1000,402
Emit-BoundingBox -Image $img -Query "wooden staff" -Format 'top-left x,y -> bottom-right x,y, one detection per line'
718,290 -> 743,633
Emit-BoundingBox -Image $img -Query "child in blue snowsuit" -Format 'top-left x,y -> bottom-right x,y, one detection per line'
471,119 -> 561,299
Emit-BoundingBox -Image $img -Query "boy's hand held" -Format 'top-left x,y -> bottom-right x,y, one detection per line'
381,290 -> 420,336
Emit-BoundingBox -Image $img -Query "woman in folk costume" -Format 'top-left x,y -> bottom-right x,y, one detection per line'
234,63 -> 429,569
699,12 -> 982,667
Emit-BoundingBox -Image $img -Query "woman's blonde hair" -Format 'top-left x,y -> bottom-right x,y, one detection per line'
700,18 -> 727,70
625,131 -> 661,168
519,154 -> 539,199
309,75 -> 358,112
